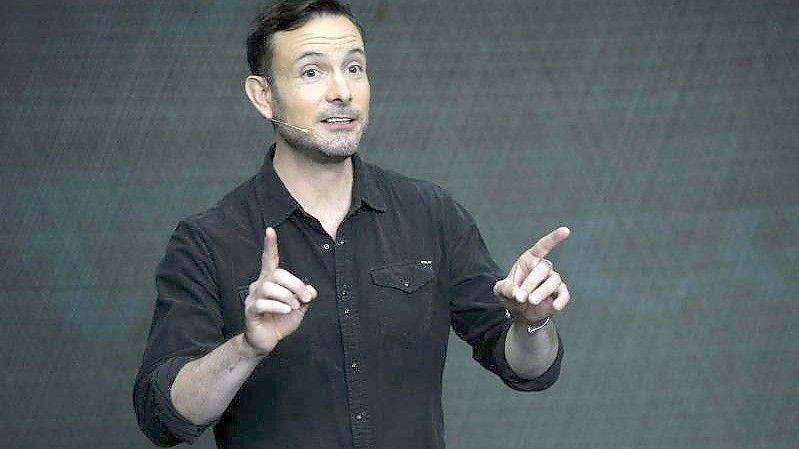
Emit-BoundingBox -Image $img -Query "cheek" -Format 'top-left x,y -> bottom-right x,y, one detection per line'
284,91 -> 323,118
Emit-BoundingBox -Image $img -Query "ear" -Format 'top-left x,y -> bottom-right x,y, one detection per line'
244,75 -> 274,119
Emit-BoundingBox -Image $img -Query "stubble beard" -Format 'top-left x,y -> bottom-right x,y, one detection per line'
271,94 -> 368,164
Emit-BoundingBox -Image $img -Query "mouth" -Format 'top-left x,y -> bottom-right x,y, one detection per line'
320,115 -> 357,131
321,116 -> 355,124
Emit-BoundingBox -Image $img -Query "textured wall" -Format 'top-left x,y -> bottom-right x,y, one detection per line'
1,1 -> 797,448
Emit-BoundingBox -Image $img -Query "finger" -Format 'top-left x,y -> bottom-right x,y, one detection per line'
304,285 -> 318,303
552,283 -> 570,311
260,227 -> 280,276
493,278 -> 517,301
247,298 -> 292,316
271,268 -> 310,301
528,271 -> 562,305
516,260 -> 553,302
526,226 -> 570,262
255,282 -> 301,310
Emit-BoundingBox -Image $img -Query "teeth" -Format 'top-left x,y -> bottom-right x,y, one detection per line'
325,118 -> 352,123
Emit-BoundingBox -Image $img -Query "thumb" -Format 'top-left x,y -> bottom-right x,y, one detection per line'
493,278 -> 517,300
260,227 -> 279,276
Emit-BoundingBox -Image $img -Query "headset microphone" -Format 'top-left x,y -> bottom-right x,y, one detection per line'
268,117 -> 310,134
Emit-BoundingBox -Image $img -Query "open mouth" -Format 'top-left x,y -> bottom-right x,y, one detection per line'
321,117 -> 355,124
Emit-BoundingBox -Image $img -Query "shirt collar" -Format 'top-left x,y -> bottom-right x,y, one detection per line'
351,149 -> 388,213
255,145 -> 386,228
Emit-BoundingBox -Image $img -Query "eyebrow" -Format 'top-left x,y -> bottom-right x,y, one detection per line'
294,48 -> 365,64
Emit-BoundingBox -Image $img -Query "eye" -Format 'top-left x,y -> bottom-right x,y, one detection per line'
302,68 -> 319,79
347,63 -> 364,75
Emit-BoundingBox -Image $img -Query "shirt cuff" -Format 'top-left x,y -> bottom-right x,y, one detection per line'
494,328 -> 564,391
151,356 -> 210,445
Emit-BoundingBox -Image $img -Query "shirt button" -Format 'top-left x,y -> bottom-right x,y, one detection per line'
403,281 -> 410,287
338,239 -> 345,245
351,361 -> 358,369
355,413 -> 362,420
322,243 -> 331,250
343,308 -> 351,315
341,290 -> 348,297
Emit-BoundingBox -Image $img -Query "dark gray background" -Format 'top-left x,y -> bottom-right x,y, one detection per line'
1,1 -> 797,448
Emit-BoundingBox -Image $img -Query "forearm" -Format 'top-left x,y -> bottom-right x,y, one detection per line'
170,334 -> 265,425
504,318 -> 559,379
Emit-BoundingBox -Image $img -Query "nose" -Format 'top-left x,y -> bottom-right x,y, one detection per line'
325,70 -> 352,104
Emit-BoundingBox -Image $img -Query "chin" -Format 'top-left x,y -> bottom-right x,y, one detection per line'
319,137 -> 359,157
292,138 -> 359,164
278,125 -> 365,163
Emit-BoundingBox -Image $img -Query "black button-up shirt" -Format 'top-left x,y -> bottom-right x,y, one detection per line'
133,147 -> 563,449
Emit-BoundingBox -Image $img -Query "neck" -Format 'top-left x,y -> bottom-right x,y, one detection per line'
272,140 -> 354,238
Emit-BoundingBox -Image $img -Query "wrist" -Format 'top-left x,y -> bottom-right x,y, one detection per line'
509,312 -> 552,336
508,309 -> 549,328
237,333 -> 269,360
521,316 -> 551,333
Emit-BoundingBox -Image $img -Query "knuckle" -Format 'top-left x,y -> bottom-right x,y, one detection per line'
245,301 -> 259,315
535,262 -> 549,277
524,270 -> 540,284
289,277 -> 305,292
257,282 -> 274,298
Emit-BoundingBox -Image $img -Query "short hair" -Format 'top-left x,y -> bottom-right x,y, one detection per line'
246,0 -> 367,83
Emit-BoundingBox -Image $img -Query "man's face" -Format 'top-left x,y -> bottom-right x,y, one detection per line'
268,14 -> 370,160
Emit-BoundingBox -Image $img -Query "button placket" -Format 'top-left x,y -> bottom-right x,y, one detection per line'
332,222 -> 374,448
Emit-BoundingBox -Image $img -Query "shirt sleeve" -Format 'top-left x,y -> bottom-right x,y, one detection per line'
443,193 -> 564,391
132,219 -> 225,446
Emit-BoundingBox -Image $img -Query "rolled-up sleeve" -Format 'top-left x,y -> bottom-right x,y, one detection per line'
443,193 -> 563,391
493,329 -> 564,391
133,356 -> 208,446
133,219 -> 225,446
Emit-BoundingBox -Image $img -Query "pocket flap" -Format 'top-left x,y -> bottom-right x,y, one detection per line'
370,261 -> 434,293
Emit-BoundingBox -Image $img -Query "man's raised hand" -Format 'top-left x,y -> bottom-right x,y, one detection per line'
493,227 -> 571,323
243,227 -> 317,356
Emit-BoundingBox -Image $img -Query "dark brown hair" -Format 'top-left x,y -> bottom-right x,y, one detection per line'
246,0 -> 366,82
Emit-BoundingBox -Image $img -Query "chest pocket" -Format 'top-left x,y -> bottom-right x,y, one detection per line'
370,261 -> 435,293
370,261 -> 436,348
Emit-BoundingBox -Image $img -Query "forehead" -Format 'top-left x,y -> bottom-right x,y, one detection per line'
272,15 -> 364,64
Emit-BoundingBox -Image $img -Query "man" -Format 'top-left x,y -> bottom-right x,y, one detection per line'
133,1 -> 571,448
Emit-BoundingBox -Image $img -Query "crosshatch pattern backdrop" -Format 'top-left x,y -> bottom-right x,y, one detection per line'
1,1 -> 797,448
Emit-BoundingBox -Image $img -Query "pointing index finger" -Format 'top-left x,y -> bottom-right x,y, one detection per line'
261,227 -> 280,276
527,226 -> 571,261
